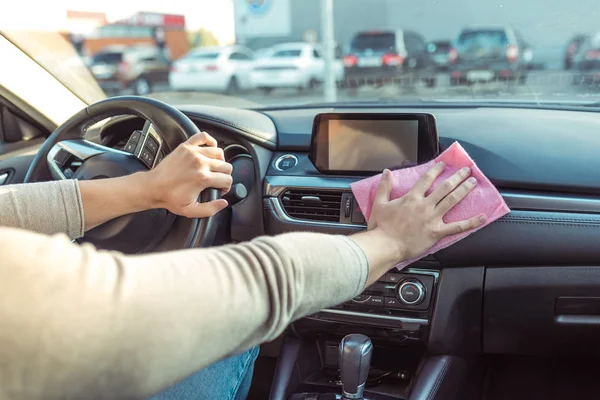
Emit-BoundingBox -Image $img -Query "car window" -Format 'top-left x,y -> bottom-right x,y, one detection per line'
229,52 -> 252,60
456,30 -> 509,51
92,52 -> 123,64
185,52 -> 220,60
272,49 -> 302,58
404,34 -> 418,53
313,49 -> 321,58
350,33 -> 396,52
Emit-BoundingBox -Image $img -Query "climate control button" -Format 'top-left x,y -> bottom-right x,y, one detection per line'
397,280 -> 426,305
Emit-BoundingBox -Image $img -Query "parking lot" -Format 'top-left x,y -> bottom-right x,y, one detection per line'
145,70 -> 600,107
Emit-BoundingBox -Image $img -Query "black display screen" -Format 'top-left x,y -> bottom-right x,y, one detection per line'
309,113 -> 439,174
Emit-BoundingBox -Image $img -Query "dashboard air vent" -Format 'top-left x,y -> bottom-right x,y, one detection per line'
280,189 -> 343,222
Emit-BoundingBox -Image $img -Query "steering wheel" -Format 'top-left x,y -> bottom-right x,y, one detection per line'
24,96 -> 220,254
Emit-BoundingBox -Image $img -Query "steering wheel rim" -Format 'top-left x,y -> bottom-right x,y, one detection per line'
24,96 -> 219,253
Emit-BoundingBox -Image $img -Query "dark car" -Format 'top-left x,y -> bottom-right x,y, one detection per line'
564,34 -> 589,70
427,40 -> 452,71
448,27 -> 528,85
89,45 -> 170,95
571,33 -> 600,85
343,30 -> 436,88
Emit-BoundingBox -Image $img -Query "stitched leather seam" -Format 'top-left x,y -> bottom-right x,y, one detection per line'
428,358 -> 451,400
504,215 -> 600,224
497,220 -> 600,228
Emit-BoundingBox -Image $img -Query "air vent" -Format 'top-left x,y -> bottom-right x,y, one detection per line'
280,189 -> 343,222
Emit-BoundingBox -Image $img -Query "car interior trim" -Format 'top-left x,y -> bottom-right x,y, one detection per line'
311,308 -> 429,325
265,176 -> 600,214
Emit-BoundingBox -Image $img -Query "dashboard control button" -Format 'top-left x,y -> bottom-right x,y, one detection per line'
351,201 -> 365,224
156,151 -> 165,165
398,280 -> 426,305
366,296 -> 384,307
351,294 -> 370,303
384,297 -> 404,309
384,273 -> 403,283
274,154 -> 298,171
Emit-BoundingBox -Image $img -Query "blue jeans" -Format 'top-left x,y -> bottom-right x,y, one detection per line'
149,346 -> 260,400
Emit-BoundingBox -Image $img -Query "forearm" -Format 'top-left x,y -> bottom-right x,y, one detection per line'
78,173 -> 154,231
0,228 -> 368,399
0,180 -> 84,238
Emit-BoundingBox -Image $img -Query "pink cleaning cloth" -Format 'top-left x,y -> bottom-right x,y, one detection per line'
351,141 -> 510,270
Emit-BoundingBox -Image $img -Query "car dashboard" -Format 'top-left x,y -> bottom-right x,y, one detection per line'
99,103 -> 600,386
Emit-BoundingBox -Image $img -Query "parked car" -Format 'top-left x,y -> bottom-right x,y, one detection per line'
448,27 -> 529,85
89,45 -> 170,95
343,30 -> 436,88
564,34 -> 589,70
250,43 -> 344,94
168,46 -> 255,93
427,40 -> 452,71
570,33 -> 600,85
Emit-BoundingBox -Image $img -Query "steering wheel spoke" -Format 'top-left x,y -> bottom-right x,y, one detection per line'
47,139 -> 130,180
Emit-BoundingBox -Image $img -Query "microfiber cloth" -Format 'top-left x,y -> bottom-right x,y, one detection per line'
351,141 -> 510,269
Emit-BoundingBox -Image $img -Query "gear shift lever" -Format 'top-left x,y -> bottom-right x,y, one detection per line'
339,334 -> 373,400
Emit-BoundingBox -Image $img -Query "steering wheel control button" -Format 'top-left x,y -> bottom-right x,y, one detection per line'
124,142 -> 137,153
145,137 -> 159,155
140,149 -> 155,168
398,280 -> 426,305
130,130 -> 142,143
366,296 -> 384,307
274,154 -> 298,171
156,151 -> 165,165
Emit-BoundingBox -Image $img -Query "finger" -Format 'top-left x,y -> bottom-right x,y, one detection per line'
207,159 -> 233,174
184,199 -> 228,219
436,176 -> 477,215
410,162 -> 446,196
440,214 -> 487,237
186,131 -> 218,147
200,171 -> 233,191
198,146 -> 225,161
368,169 -> 394,228
427,166 -> 471,205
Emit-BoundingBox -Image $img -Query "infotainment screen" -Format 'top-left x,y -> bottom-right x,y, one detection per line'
309,113 -> 439,174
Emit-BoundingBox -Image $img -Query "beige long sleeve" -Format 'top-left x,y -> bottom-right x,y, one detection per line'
0,181 -> 369,400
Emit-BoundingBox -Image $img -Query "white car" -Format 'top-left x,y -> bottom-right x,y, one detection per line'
169,46 -> 254,93
251,43 -> 344,93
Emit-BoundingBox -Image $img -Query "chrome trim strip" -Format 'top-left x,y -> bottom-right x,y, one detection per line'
267,197 -> 366,229
265,175 -> 600,214
0,172 -> 8,185
312,309 -> 429,325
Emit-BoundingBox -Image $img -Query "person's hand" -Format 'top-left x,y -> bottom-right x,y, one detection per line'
351,163 -> 486,284
144,132 -> 233,218
369,163 -> 486,261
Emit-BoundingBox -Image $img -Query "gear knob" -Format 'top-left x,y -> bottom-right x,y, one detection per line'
339,334 -> 373,399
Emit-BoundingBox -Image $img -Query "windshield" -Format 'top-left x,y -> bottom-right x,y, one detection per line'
2,2 -> 600,108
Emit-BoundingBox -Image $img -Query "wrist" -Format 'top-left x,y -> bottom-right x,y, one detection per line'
350,229 -> 405,285
121,172 -> 157,212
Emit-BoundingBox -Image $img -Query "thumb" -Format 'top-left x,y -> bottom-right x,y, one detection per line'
373,169 -> 394,208
184,199 -> 228,218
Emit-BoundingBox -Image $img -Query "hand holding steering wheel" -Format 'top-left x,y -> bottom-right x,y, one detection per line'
25,96 -> 230,253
